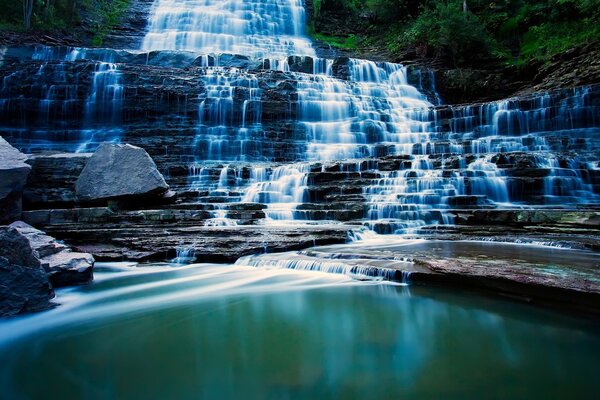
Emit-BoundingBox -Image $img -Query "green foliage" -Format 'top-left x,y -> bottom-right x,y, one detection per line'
87,0 -> 131,45
0,0 -> 131,45
521,19 -> 600,61
396,1 -> 497,65
310,0 -> 600,66
308,24 -> 359,49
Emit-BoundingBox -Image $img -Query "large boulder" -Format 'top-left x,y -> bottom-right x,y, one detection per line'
0,137 -> 31,223
0,222 -> 94,287
0,256 -> 54,317
75,143 -> 169,202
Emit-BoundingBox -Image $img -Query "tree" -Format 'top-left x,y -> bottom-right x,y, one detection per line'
23,0 -> 34,29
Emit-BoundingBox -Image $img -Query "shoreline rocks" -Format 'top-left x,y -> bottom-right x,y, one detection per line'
0,256 -> 54,317
0,222 -> 94,288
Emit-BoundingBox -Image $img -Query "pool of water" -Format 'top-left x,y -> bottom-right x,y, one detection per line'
0,262 -> 598,399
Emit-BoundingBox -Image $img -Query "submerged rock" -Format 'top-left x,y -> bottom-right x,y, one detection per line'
0,222 -> 94,287
0,137 -> 31,223
75,143 -> 169,202
0,256 -> 54,318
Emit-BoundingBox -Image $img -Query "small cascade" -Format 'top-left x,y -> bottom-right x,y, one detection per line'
206,208 -> 238,227
35,63 -> 79,124
0,46 -> 124,152
297,59 -> 434,161
84,62 -> 123,125
187,163 -> 246,202
362,155 -> 460,233
192,68 -> 263,161
242,164 -> 310,220
540,156 -> 600,205
438,86 -> 598,156
236,253 -> 402,281
171,246 -> 196,264
467,156 -> 510,204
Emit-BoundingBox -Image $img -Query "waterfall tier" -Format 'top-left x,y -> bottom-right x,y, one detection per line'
1,42 -> 598,234
141,0 -> 315,58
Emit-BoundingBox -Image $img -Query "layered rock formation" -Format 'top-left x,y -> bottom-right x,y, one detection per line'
0,222 -> 94,287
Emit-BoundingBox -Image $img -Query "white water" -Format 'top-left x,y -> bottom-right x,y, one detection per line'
142,0 -> 315,58
0,262 -> 358,346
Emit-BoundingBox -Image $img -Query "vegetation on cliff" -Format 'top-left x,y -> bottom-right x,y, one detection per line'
0,0 -> 130,45
310,0 -> 600,66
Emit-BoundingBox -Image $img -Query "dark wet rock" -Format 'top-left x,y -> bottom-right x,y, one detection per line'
226,203 -> 266,211
331,57 -> 351,80
134,50 -> 199,68
446,196 -> 492,207
520,42 -> 600,96
0,137 -> 31,223
287,56 -> 314,73
0,224 -> 41,268
0,221 -> 94,287
0,256 -> 54,318
76,143 -> 169,202
215,53 -> 256,69
434,68 -> 508,104
24,152 -> 91,209
451,210 -> 600,228
18,202 -> 350,261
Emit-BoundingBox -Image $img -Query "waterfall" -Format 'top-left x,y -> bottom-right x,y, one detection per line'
0,1 -> 598,238
142,0 -> 315,58
0,46 -> 124,153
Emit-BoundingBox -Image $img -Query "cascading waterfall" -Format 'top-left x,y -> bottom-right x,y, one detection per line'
0,46 -> 124,152
0,0 -> 598,240
136,0 -> 599,233
242,164 -> 310,221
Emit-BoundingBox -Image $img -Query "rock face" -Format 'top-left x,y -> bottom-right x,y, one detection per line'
24,153 -> 92,209
0,256 -> 54,317
75,143 -> 169,202
0,137 -> 31,223
0,222 -> 94,287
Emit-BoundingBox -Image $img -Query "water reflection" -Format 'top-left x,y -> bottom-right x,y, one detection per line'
0,263 -> 598,399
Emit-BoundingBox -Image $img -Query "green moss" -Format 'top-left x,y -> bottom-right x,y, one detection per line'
307,25 -> 359,49
520,20 -> 600,62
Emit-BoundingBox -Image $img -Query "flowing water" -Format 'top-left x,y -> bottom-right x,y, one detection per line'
0,262 -> 598,399
0,2 -> 599,396
0,0 -> 598,231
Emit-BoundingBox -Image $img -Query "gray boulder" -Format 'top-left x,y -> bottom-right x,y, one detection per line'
0,137 -> 31,223
0,256 -> 54,317
75,143 -> 169,202
0,222 -> 94,287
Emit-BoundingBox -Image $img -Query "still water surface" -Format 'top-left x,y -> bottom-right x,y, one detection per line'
0,262 -> 598,399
